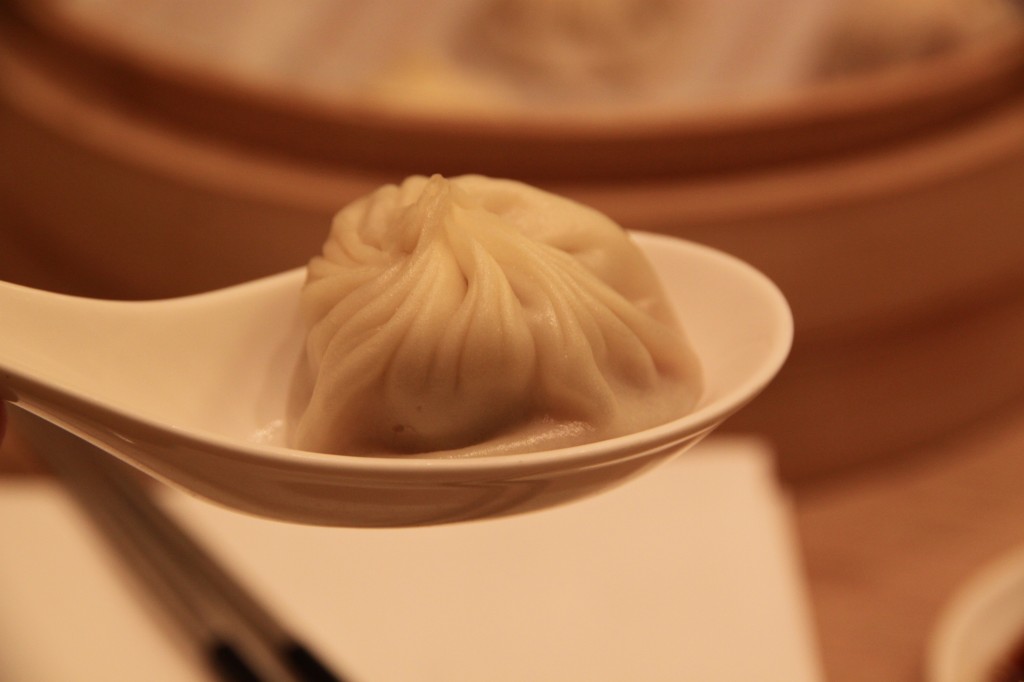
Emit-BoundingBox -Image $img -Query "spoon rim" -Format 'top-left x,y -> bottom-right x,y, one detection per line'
3,233 -> 792,479
123,234 -> 793,477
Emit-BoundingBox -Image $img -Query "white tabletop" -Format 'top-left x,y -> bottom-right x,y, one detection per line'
0,436 -> 822,682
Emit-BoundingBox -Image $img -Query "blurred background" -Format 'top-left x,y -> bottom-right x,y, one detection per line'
2,1 -> 1024,681
2,0 -> 1021,484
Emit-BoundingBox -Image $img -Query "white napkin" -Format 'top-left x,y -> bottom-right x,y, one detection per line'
0,437 -> 822,682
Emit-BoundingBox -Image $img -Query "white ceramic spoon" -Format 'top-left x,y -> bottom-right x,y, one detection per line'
0,233 -> 792,527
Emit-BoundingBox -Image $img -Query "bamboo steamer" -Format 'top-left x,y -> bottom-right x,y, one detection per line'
2,2 -> 1023,481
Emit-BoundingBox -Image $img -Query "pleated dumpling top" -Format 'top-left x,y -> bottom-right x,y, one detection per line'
295,174 -> 702,457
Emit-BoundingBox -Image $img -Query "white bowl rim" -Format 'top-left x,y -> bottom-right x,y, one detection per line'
926,543 -> 1024,682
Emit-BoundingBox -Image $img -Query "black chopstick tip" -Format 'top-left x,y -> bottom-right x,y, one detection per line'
284,641 -> 349,682
208,642 -> 264,682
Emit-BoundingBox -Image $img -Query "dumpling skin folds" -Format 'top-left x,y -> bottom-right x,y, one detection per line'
294,174 -> 702,457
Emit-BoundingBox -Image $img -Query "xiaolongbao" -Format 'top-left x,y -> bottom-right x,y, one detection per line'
294,174 -> 701,457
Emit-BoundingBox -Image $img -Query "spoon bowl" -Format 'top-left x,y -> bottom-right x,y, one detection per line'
1,232 -> 792,527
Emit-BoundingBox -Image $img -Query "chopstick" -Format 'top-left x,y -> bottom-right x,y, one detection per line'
33,429 -> 349,682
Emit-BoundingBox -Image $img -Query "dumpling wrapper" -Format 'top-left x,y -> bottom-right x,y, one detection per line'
294,174 -> 702,457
